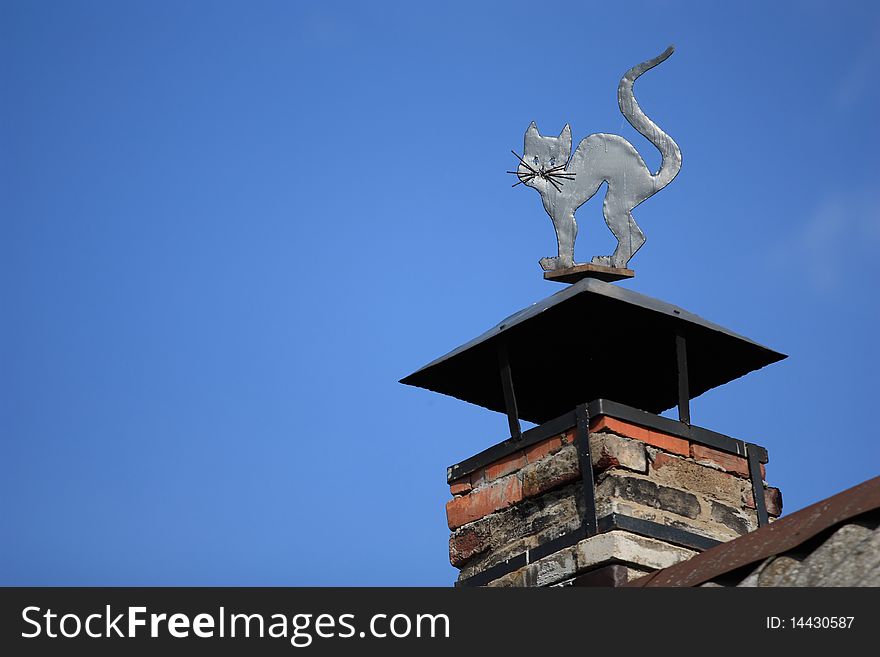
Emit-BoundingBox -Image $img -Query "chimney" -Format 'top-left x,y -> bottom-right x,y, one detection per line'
401,277 -> 785,586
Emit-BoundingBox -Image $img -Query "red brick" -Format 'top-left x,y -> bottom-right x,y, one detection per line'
485,451 -> 527,481
744,486 -> 783,517
590,416 -> 689,456
449,524 -> 490,567
650,451 -> 678,472
766,487 -> 782,516
525,436 -> 563,464
445,475 -> 523,530
449,477 -> 472,496
691,444 -> 750,478
561,429 -> 576,444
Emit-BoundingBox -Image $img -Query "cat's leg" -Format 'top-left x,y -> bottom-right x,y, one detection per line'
594,195 -> 645,269
610,212 -> 645,268
556,210 -> 578,269
541,209 -> 577,271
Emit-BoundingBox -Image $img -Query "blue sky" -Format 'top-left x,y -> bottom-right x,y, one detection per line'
2,1 -> 878,585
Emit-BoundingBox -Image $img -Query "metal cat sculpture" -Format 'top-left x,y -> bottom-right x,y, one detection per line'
510,46 -> 682,280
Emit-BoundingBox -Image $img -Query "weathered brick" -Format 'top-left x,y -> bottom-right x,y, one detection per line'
446,475 -> 522,530
449,521 -> 491,567
454,485 -> 584,577
590,432 -> 647,473
577,530 -> 697,571
457,533 -> 540,581
766,487 -> 782,516
485,451 -> 527,481
744,486 -> 783,517
521,547 -> 578,587
485,568 -> 525,588
650,450 -> 745,506
483,546 -> 580,588
596,495 -> 745,543
449,477 -> 472,496
521,445 -> 580,498
488,485 -> 582,548
568,564 -> 633,587
596,473 -> 701,519
561,429 -> 576,444
709,500 -> 756,535
591,417 -> 689,456
525,436 -> 564,464
691,444 -> 750,478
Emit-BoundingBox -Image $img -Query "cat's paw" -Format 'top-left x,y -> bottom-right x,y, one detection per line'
539,257 -> 559,272
590,255 -> 613,267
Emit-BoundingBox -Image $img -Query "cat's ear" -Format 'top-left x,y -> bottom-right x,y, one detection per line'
525,121 -> 541,151
559,124 -> 572,154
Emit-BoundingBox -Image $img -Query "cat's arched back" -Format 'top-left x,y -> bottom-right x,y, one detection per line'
514,46 -> 681,271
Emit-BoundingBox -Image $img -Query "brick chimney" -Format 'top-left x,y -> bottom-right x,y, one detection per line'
401,278 -> 785,587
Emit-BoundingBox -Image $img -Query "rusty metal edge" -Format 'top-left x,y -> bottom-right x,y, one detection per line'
625,475 -> 880,587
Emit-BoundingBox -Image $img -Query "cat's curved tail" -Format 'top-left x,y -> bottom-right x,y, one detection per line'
617,45 -> 682,192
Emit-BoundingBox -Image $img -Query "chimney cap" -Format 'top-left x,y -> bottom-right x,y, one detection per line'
400,278 -> 786,424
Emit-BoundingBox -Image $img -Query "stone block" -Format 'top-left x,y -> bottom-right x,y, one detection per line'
596,472 -> 701,519
457,534 -> 539,581
590,431 -> 647,474
486,568 -> 525,588
577,530 -> 697,571
649,450 -> 746,507
709,500 -> 757,535
521,547 -> 578,587
487,485 -> 582,549
596,495 -> 745,543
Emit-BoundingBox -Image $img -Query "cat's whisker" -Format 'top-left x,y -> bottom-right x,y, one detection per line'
512,172 -> 537,185
511,150 -> 538,174
505,150 -> 573,190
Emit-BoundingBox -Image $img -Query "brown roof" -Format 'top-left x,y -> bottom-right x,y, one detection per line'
626,475 -> 880,587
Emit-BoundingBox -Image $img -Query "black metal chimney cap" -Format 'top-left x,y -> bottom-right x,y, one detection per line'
400,278 -> 786,424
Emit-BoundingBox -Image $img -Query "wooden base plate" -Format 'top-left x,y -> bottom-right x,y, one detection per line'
543,262 -> 635,284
